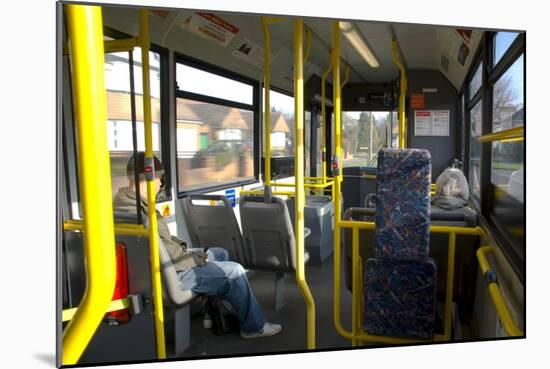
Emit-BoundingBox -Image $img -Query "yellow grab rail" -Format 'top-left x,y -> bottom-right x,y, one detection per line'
269,181 -> 335,189
321,54 -> 333,185
391,38 -> 407,149
476,246 -> 524,336
332,20 -> 351,340
63,5 -> 117,365
294,19 -> 316,349
240,189 -> 296,197
139,9 -> 166,359
64,219 -> 150,237
104,38 -> 138,53
478,126 -> 524,143
63,298 -> 130,323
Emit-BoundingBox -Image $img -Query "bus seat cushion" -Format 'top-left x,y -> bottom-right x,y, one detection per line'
364,257 -> 436,339
375,149 -> 431,260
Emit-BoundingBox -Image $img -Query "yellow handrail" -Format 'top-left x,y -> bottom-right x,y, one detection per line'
63,5 -> 117,365
332,20 -> 351,340
294,19 -> 316,350
63,298 -> 130,322
478,126 -> 524,143
139,9 -> 166,359
64,219 -> 149,237
104,38 -> 138,53
391,38 -> 407,149
321,54 -> 333,185
476,246 -> 524,336
240,189 -> 296,197
268,181 -> 334,189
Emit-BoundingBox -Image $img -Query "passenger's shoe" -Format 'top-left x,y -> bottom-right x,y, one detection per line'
240,322 -> 282,339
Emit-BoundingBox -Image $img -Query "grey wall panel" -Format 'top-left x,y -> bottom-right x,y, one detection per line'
407,70 -> 459,180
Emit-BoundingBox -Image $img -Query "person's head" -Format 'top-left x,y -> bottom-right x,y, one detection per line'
126,152 -> 166,198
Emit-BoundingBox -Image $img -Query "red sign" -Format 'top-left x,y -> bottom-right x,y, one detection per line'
196,12 -> 240,34
411,93 -> 425,109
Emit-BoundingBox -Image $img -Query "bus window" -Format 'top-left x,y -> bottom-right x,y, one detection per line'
341,111 -> 390,168
469,62 -> 482,98
468,101 -> 482,199
494,32 -> 520,67
105,49 -> 162,201
262,88 -> 295,158
491,54 -> 524,202
175,58 -> 257,193
305,110 -> 312,175
176,98 -> 254,192
176,63 -> 253,105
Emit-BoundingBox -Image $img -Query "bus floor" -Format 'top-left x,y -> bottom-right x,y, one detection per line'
177,253 -> 356,358
173,255 -> 473,359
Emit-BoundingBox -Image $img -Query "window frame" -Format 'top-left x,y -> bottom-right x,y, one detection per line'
174,52 -> 260,197
485,32 -> 526,280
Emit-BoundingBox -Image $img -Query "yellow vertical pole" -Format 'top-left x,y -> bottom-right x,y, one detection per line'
332,21 -> 349,339
444,232 -> 456,340
261,17 -> 272,186
294,19 -> 316,350
351,227 -> 360,346
63,5 -> 117,365
391,38 -> 407,148
139,9 -> 166,359
321,55 -> 333,185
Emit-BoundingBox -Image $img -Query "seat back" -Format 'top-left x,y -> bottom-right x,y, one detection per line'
374,148 -> 431,260
182,194 -> 248,266
158,236 -> 194,306
364,148 -> 436,339
239,195 -> 296,272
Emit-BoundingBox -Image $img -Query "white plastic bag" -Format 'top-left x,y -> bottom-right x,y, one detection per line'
435,167 -> 469,201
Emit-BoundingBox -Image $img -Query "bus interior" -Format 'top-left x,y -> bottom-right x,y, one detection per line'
58,2 -> 525,367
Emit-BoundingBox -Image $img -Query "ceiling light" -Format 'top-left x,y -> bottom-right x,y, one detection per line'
339,21 -> 380,68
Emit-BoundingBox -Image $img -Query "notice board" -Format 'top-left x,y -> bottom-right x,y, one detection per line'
414,110 -> 450,136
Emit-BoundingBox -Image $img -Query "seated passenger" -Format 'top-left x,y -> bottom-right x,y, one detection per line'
113,152 -> 282,339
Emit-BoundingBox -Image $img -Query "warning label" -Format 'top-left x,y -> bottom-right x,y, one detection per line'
182,12 -> 240,47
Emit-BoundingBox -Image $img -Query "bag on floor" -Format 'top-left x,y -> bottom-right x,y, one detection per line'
205,297 -> 239,335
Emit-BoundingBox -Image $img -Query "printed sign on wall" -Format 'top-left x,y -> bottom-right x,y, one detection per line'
182,12 -> 240,47
414,110 -> 450,137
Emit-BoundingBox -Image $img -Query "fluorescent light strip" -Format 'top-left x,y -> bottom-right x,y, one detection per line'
339,21 -> 380,68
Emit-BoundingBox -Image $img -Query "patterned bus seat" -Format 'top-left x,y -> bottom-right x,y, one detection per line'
364,148 -> 437,339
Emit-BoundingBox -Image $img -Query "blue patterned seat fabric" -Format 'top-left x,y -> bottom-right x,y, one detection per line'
375,148 -> 431,260
364,148 -> 436,339
364,258 -> 436,338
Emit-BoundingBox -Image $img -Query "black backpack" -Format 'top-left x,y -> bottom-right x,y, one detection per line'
204,297 -> 240,335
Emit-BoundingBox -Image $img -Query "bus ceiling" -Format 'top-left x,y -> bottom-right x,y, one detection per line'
102,7 -> 483,94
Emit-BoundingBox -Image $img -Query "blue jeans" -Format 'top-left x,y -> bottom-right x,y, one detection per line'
176,247 -> 266,333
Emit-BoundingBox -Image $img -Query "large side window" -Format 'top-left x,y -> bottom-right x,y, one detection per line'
487,30 -> 525,272
104,48 -> 164,200
175,55 -> 258,194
